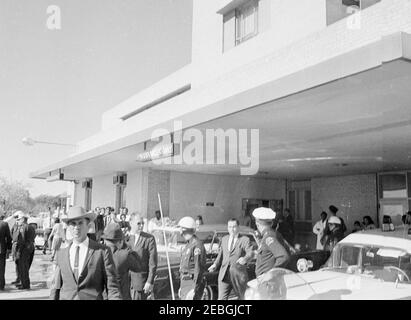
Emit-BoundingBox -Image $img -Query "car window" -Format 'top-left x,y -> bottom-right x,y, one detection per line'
197,231 -> 215,244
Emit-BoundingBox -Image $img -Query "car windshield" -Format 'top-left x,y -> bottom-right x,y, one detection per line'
322,243 -> 411,283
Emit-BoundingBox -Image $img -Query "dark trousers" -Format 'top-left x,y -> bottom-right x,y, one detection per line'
218,265 -> 248,300
0,253 -> 6,289
17,250 -> 32,289
15,260 -> 20,282
43,229 -> 52,252
179,277 -> 205,300
130,288 -> 148,300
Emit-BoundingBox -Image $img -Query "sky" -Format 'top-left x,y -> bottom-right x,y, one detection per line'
0,0 -> 192,197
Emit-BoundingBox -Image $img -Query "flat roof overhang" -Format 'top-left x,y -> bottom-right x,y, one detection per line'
30,32 -> 411,181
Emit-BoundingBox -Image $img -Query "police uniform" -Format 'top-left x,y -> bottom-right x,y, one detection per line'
253,208 -> 290,278
255,228 -> 290,277
179,235 -> 206,300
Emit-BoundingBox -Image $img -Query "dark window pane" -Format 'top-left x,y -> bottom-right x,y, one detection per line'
305,190 -> 312,221
379,174 -> 407,198
408,172 -> 411,198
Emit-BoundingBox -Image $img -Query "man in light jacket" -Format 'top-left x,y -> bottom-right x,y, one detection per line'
313,211 -> 327,250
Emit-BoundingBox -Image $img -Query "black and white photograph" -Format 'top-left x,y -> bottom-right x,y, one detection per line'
1,0 -> 411,306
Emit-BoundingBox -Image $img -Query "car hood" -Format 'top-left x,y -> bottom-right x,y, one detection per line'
284,270 -> 411,300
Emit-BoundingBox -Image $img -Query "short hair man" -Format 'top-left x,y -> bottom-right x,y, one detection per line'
50,206 -> 121,300
195,215 -> 204,230
147,210 -> 162,233
208,218 -> 253,300
126,213 -> 158,300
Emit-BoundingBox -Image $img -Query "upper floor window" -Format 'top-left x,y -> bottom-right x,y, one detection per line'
326,0 -> 381,26
235,0 -> 259,45
222,0 -> 259,52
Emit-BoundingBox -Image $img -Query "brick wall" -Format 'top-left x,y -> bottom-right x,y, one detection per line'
146,169 -> 171,219
311,173 -> 378,232
169,171 -> 286,224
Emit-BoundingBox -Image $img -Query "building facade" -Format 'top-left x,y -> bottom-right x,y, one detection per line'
32,0 -> 411,243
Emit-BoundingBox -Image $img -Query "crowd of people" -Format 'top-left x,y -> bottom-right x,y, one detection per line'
311,205 -> 380,252
2,202 -> 406,299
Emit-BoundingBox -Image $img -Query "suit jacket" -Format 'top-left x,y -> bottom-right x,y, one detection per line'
0,221 -> 12,255
16,223 -> 36,255
50,239 -> 122,300
109,244 -> 142,300
214,235 -> 253,283
126,232 -> 158,290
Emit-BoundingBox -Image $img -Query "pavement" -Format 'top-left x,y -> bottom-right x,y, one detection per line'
0,250 -> 55,300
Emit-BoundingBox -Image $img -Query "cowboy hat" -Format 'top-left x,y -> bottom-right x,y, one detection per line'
101,223 -> 124,241
61,206 -> 96,223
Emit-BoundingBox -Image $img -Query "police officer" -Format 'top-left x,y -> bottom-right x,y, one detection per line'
178,216 -> 206,300
252,208 -> 290,277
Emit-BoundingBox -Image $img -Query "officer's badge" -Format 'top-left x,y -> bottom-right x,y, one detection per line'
194,248 -> 201,256
266,237 -> 274,246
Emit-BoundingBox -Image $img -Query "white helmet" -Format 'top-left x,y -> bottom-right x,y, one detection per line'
328,216 -> 341,225
178,216 -> 196,230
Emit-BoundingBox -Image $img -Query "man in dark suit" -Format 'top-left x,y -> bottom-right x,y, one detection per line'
50,206 -> 121,300
126,213 -> 157,300
102,223 -> 142,300
208,218 -> 254,300
0,212 -> 12,290
14,212 -> 36,290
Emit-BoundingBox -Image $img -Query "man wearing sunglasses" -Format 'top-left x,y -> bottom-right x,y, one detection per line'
126,213 -> 158,300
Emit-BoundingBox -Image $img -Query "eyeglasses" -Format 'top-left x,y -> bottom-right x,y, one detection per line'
137,222 -> 144,225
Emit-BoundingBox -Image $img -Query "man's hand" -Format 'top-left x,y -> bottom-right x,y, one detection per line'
143,282 -> 153,294
208,264 -> 217,272
236,257 -> 247,265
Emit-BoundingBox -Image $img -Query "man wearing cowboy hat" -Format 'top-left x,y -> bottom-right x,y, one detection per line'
252,207 -> 290,277
102,223 -> 142,300
50,206 -> 121,300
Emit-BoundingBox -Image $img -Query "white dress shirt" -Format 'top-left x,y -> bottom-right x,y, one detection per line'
70,237 -> 89,277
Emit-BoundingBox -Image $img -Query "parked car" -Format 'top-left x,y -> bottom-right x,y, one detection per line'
28,217 -> 45,250
245,226 -> 411,300
151,224 -> 329,300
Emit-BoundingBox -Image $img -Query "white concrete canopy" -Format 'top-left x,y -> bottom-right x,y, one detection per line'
30,32 -> 411,181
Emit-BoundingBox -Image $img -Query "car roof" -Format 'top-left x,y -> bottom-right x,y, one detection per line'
340,226 -> 411,252
151,224 -> 255,234
197,224 -> 254,234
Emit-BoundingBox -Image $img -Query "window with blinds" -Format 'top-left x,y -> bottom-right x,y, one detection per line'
235,0 -> 259,45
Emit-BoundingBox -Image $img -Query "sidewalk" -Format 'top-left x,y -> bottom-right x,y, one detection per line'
0,250 -> 55,300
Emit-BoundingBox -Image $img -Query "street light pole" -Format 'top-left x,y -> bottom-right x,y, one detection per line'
22,137 -> 77,147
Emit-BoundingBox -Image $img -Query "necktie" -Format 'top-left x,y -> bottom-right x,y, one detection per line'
73,245 -> 80,280
229,237 -> 235,251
